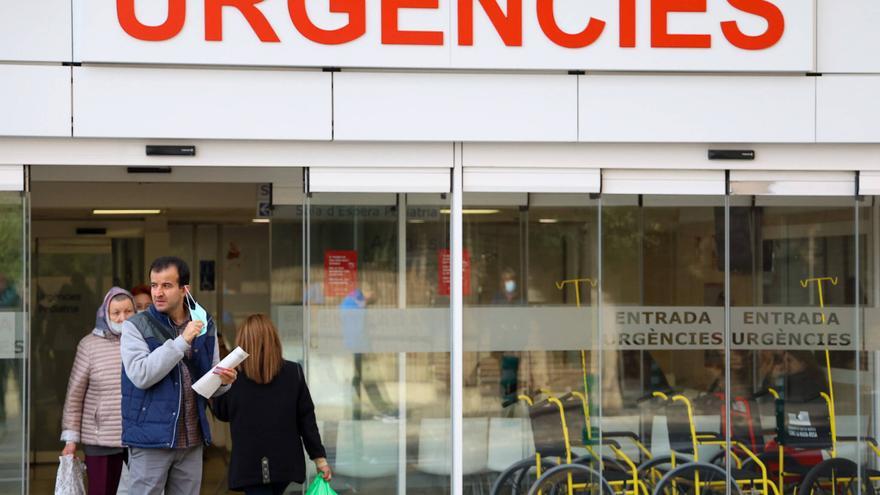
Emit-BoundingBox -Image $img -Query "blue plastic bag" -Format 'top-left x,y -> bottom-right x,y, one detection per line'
305,476 -> 338,495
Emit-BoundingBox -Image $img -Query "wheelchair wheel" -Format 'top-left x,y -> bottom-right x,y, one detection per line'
491,456 -> 559,495
527,463 -> 615,495
651,462 -> 741,495
637,455 -> 677,494
798,458 -> 875,495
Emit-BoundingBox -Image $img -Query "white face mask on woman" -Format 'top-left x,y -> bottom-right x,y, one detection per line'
108,320 -> 126,335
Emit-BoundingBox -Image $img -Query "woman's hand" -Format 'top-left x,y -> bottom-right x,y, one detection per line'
61,442 -> 76,457
315,458 -> 332,481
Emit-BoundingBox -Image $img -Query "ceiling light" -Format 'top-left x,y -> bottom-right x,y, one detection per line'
408,219 -> 426,224
539,218 -> 559,224
252,218 -> 270,224
92,209 -> 161,215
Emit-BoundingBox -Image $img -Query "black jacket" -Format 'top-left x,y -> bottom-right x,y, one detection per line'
212,360 -> 326,490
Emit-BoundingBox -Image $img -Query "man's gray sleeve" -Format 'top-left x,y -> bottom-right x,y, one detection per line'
121,320 -> 189,390
211,332 -> 231,398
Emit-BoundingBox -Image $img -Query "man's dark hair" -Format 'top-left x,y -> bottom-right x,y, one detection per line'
149,256 -> 190,286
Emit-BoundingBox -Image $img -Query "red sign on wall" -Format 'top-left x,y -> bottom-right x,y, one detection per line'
439,249 -> 470,296
325,250 -> 357,297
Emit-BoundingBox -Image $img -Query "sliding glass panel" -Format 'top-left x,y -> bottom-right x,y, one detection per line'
462,194 -> 600,492
304,193 -> 450,495
602,195 -> 728,491
0,192 -> 26,493
729,197 -> 860,495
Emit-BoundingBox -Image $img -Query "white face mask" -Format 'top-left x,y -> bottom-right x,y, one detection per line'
504,280 -> 517,293
136,310 -> 146,314
108,320 -> 126,335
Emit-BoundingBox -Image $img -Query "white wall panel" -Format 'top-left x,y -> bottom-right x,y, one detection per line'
602,170 -> 725,195
0,65 -> 71,137
464,167 -> 599,193
462,143 -> 880,170
859,172 -> 880,195
309,167 -> 450,193
730,171 -> 855,196
818,0 -> 880,73
0,166 -> 23,191
579,75 -> 815,143
0,139 -> 453,167
0,1 -> 71,62
817,76 -> 880,143
73,66 -> 331,140
334,72 -> 577,142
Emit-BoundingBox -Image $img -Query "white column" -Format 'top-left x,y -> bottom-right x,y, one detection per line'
450,144 -> 464,495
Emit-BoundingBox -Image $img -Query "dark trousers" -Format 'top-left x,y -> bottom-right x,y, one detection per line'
84,452 -> 126,495
243,482 -> 290,495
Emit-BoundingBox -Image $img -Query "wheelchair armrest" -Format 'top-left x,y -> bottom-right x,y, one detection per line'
602,431 -> 641,442
600,438 -> 622,449
837,436 -> 879,446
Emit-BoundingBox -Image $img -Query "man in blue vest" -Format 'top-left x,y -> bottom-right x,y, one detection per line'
120,256 -> 237,494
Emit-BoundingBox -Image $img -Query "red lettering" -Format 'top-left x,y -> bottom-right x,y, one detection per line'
619,0 -> 636,47
651,0 -> 711,48
382,0 -> 444,45
289,0 -> 366,45
205,0 -> 279,42
117,0 -> 186,41
536,0 -> 605,48
722,0 -> 784,50
458,0 -> 522,46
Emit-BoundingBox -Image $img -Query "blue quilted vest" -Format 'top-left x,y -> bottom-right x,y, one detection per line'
121,305 -> 216,449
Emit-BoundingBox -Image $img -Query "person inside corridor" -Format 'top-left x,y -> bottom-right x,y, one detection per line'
491,267 -> 521,305
213,314 -> 331,495
121,256 -> 237,495
60,287 -> 135,495
130,284 -> 151,313
340,283 -> 398,419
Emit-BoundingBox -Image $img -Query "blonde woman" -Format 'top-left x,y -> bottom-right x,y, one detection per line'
212,314 -> 331,495
60,287 -> 135,495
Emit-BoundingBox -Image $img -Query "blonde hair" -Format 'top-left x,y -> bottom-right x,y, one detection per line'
235,314 -> 283,384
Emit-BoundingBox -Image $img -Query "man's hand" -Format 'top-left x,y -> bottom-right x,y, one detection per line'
213,366 -> 237,385
182,321 -> 204,344
61,442 -> 76,457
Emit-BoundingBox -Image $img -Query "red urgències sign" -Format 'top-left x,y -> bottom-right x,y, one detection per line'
117,0 -> 785,51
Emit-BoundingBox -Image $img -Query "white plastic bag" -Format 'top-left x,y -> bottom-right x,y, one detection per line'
55,455 -> 86,495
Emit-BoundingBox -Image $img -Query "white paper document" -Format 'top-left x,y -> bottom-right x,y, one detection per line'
192,346 -> 249,399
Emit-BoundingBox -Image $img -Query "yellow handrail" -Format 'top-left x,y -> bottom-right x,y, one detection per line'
800,277 -> 838,414
820,391 -> 837,458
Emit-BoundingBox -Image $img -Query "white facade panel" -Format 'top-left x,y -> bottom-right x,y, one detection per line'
817,0 -> 880,73
0,1 -> 71,62
0,139 -> 454,167
730,170 -> 856,196
334,72 -> 577,142
579,75 -> 815,143
602,170 -> 725,195
73,1 -> 814,72
309,167 -> 450,193
463,167 -> 599,193
0,65 -> 71,138
817,75 -> 880,143
72,66 -> 331,140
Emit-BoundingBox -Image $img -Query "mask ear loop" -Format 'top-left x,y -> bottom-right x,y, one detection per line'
184,288 -> 196,310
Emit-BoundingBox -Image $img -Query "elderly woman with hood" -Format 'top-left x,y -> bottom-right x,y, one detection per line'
60,287 -> 135,495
